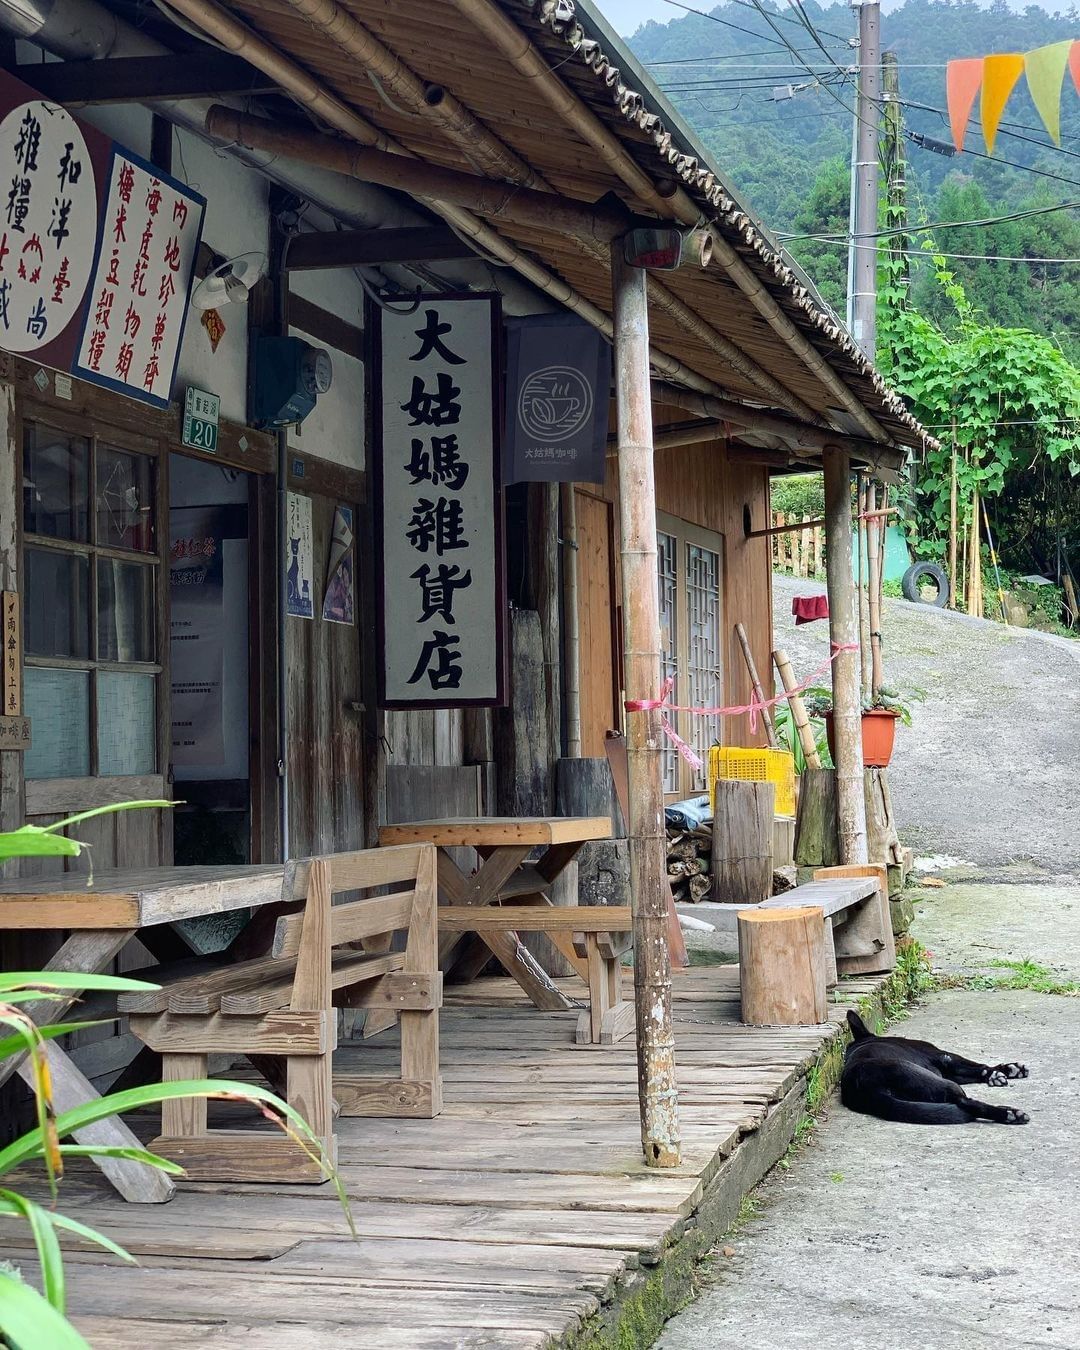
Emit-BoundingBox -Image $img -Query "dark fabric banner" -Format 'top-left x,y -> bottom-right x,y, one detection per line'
504,314 -> 610,484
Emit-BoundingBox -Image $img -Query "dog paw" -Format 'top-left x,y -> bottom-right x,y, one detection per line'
1002,1107 -> 1029,1125
996,1062 -> 1029,1080
987,1070 -> 1009,1087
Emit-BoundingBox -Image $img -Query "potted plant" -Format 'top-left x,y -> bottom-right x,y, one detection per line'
804,685 -> 919,769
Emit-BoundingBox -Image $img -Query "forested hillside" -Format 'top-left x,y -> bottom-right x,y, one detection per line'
629,1 -> 1080,356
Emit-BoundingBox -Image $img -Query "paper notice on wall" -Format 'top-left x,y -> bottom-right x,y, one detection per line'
322,503 -> 355,625
286,491 -> 314,619
170,506 -> 225,767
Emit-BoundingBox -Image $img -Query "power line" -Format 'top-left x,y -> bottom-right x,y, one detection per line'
779,198 -> 1080,242
662,0 -> 849,43
792,238 -> 1080,263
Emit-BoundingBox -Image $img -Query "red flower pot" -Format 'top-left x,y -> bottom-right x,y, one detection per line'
824,708 -> 899,769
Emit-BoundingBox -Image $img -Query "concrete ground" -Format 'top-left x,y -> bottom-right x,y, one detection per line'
771,574 -> 1080,877
657,883 -> 1080,1350
657,988 -> 1079,1350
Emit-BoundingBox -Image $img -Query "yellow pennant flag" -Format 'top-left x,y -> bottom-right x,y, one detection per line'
981,53 -> 1025,153
1025,41 -> 1074,145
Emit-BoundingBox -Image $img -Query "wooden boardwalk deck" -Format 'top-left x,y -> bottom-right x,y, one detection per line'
1,965 -> 888,1348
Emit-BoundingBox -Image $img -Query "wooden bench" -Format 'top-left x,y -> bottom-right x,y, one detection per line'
119,844 -> 441,1182
680,864 -> 896,988
439,904 -> 634,1045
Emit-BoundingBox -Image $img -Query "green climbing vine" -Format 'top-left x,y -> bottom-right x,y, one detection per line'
876,239 -> 1080,569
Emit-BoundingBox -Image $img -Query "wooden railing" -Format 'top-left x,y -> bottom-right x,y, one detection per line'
771,512 -> 826,579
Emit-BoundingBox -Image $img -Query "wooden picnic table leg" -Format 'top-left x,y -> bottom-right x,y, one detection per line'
436,846 -> 575,1012
0,930 -> 135,1090
3,928 -> 175,1204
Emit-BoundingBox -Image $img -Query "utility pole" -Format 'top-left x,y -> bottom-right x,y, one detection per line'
881,50 -> 908,291
850,0 -> 881,362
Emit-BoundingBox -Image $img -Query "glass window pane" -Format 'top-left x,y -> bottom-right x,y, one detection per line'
23,423 -> 89,541
97,672 -> 156,775
96,445 -> 156,552
686,544 -> 721,790
98,560 -> 155,663
24,668 -> 90,779
25,547 -> 90,659
656,531 -> 679,794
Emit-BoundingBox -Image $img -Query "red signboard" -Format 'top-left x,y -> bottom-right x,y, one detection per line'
0,69 -> 205,408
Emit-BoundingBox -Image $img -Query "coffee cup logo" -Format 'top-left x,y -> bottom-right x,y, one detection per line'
518,365 -> 592,442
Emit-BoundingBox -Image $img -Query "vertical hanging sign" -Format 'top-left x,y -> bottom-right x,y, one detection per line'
373,294 -> 505,708
0,68 -> 204,408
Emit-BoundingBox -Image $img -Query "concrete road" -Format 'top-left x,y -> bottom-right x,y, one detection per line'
771,574 -> 1080,876
657,988 -> 1080,1350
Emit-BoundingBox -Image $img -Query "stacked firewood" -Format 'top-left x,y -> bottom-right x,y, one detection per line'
665,824 -> 713,902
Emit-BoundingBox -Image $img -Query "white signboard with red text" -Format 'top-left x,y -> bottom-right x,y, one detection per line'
0,69 -> 204,408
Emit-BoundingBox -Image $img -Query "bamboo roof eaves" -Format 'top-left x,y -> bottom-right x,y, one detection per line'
221,0 -> 932,455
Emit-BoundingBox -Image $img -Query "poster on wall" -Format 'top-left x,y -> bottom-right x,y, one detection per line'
286,491 -> 314,619
169,507 -> 225,768
0,68 -> 205,408
372,293 -> 505,708
322,504 -> 355,625
504,314 -> 610,484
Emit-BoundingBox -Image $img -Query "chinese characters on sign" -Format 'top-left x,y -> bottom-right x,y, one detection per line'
286,491 -> 314,619
0,100 -> 97,355
2,590 -> 19,716
376,295 -> 504,706
0,70 -> 205,409
74,152 -> 202,407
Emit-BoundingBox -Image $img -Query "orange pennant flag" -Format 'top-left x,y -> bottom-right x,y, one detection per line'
1070,40 -> 1080,95
981,53 -> 1025,154
1025,41 -> 1073,145
946,58 -> 983,152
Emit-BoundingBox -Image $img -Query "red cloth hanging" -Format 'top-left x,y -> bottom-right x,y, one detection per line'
792,595 -> 830,625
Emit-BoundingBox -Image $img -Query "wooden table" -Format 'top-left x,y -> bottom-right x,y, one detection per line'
377,817 -> 612,1012
0,865 -> 288,1204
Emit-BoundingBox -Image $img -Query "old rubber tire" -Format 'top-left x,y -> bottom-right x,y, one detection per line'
902,561 -> 949,607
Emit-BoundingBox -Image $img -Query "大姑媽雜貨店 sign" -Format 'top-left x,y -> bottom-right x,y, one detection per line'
0,68 -> 205,409
373,293 -> 505,708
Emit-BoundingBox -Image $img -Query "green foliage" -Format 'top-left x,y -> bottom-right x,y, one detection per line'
878,239 -> 1080,572
770,472 -> 825,521
772,699 -> 833,774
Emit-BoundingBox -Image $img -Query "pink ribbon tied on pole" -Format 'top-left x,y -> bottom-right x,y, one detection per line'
625,642 -> 859,772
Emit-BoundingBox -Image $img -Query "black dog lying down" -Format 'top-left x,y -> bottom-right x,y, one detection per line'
840,1011 -> 1029,1125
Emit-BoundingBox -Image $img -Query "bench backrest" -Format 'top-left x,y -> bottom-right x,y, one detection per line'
274,843 -> 437,961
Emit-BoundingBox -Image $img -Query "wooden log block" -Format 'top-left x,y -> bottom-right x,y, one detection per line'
711,779 -> 775,903
737,907 -> 827,1026
865,767 -> 903,868
793,767 -> 840,868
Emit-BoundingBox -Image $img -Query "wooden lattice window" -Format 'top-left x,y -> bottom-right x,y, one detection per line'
656,516 -> 724,798
22,416 -> 163,780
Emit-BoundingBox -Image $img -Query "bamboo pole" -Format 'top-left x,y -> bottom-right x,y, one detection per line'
857,476 -> 869,701
948,425 -> 958,608
736,622 -> 778,749
561,483 -> 582,758
611,246 -> 680,1169
773,649 -> 822,770
866,479 -> 884,699
823,448 -> 869,865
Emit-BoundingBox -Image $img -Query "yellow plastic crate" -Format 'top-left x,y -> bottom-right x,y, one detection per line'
709,745 -> 796,818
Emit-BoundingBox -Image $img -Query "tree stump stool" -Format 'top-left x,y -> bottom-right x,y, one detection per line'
737,905 -> 827,1026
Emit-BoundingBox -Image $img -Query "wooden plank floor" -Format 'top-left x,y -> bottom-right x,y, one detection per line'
0,965 -> 886,1349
